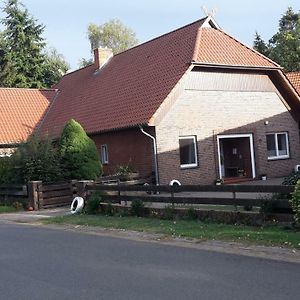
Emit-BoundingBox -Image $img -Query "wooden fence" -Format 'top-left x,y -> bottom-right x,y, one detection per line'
0,184 -> 28,205
34,181 -> 77,209
84,183 -> 295,210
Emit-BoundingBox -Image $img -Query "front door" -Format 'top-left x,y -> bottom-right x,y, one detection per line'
217,134 -> 256,179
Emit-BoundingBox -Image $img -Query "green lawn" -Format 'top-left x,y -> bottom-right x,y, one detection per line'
0,205 -> 17,213
45,214 -> 300,249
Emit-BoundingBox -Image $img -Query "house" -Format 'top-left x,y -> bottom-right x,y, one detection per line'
37,16 -> 300,184
0,88 -> 57,156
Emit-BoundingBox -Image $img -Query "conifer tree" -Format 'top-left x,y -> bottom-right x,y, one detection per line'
59,119 -> 102,180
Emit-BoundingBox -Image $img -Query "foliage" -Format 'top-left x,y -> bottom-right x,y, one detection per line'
59,119 -> 102,180
186,207 -> 198,220
0,0 -> 68,87
8,135 -> 62,183
103,202 -> 115,216
163,205 -> 176,220
0,157 -> 12,184
87,19 -> 138,54
47,215 -> 300,249
115,164 -> 134,176
85,191 -> 102,214
78,57 -> 93,68
12,201 -> 24,210
130,199 -> 145,217
290,180 -> 300,224
282,171 -> 300,186
253,7 -> 300,71
42,47 -> 69,87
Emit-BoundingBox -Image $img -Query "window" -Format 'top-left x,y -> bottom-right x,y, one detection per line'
266,133 -> 289,160
101,144 -> 109,164
179,136 -> 198,168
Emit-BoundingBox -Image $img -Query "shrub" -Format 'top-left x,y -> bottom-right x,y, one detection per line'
163,205 -> 176,220
59,119 -> 102,180
130,199 -> 145,217
290,180 -> 300,225
104,202 -> 115,216
8,135 -> 62,183
186,207 -> 198,220
86,192 -> 102,214
283,171 -> 300,186
0,157 -> 12,184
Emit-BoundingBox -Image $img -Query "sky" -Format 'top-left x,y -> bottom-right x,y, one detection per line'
0,0 -> 299,70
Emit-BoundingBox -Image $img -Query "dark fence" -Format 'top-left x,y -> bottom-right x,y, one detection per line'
0,184 -> 28,205
85,183 -> 294,210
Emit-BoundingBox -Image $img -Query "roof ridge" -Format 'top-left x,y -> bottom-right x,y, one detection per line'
107,17 -> 208,59
213,28 -> 280,68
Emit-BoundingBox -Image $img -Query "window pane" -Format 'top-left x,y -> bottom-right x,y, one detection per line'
266,134 -> 276,157
277,134 -> 287,156
101,145 -> 108,163
179,138 -> 196,165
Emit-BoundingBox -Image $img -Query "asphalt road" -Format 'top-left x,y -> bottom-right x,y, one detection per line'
0,224 -> 299,300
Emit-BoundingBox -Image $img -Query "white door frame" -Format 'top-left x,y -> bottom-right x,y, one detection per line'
216,134 -> 256,179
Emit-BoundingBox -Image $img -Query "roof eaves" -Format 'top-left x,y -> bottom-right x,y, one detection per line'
191,61 -> 281,71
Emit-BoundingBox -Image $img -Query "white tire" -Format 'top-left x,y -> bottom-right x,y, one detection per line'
70,197 -> 84,214
169,179 -> 181,186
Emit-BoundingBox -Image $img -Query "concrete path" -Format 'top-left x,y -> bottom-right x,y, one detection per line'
0,207 -> 70,224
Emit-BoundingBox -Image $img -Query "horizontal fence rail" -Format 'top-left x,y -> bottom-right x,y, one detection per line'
85,183 -> 295,211
0,184 -> 28,199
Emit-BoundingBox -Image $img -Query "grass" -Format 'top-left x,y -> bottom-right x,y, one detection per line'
0,205 -> 17,213
45,214 -> 300,249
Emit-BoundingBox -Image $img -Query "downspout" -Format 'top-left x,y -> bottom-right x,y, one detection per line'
139,125 -> 159,185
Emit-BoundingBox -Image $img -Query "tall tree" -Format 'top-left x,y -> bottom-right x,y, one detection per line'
0,0 -> 68,88
87,19 -> 138,54
253,7 -> 300,72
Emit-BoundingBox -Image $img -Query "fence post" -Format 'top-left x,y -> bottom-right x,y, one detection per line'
27,181 -> 42,210
76,180 -> 93,202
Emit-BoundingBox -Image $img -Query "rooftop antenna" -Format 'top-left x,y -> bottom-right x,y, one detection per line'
201,5 -> 218,17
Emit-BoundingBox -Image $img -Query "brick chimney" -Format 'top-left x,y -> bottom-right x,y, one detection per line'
94,48 -> 113,69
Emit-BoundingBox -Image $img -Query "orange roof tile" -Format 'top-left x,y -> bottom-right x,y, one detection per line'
40,18 -> 280,137
0,88 -> 57,144
195,28 -> 278,67
286,72 -> 300,95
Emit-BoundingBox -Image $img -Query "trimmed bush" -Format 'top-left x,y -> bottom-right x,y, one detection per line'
59,119 -> 102,180
290,180 -> 300,225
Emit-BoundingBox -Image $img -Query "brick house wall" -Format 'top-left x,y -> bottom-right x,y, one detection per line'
91,127 -> 155,178
155,69 -> 300,185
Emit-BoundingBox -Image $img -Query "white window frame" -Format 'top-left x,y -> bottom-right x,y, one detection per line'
179,136 -> 198,169
267,132 -> 289,160
101,144 -> 109,164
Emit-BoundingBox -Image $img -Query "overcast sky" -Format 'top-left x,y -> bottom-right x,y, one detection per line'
0,0 -> 299,70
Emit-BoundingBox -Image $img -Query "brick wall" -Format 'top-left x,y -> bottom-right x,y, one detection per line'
91,127 -> 154,178
156,71 -> 300,185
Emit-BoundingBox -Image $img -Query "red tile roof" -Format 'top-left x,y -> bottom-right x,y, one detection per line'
0,88 -> 57,144
40,18 -> 280,137
195,28 -> 278,67
286,72 -> 300,95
